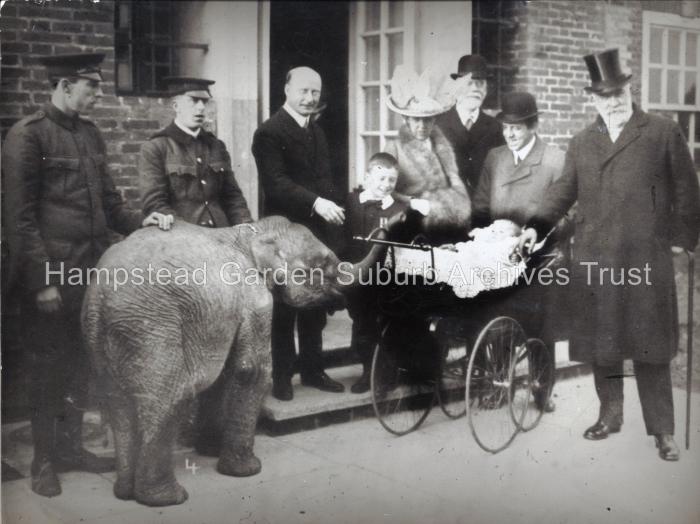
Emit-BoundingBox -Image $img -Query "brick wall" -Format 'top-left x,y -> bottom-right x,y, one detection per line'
0,0 -> 173,208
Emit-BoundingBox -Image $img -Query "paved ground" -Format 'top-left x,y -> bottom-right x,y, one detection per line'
2,373 -> 700,524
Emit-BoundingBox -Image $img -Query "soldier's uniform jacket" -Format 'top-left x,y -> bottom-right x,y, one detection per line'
3,103 -> 142,309
139,122 -> 252,228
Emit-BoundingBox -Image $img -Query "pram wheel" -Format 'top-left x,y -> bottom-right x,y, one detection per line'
466,316 -> 526,453
371,320 -> 436,435
510,338 -> 554,432
437,340 -> 467,419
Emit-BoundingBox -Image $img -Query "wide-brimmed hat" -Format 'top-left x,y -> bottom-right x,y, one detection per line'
386,66 -> 454,118
496,92 -> 542,123
164,76 -> 215,99
583,49 -> 632,95
450,54 -> 491,80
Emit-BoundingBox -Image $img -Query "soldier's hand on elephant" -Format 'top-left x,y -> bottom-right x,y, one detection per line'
36,286 -> 62,313
313,197 -> 345,225
671,246 -> 685,255
142,212 -> 174,231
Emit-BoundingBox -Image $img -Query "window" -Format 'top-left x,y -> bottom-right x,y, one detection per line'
642,11 -> 700,167
351,1 -> 415,185
114,1 -> 208,96
471,0 -> 518,110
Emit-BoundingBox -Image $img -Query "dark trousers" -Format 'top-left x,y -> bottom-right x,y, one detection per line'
271,300 -> 327,383
592,361 -> 674,435
21,296 -> 89,460
346,286 -> 381,371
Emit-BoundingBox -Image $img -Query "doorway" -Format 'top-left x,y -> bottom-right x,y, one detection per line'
269,1 -> 350,197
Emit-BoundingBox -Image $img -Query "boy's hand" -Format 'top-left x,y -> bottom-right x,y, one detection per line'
410,198 -> 430,216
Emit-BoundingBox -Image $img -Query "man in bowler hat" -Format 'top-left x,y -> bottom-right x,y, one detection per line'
3,53 -> 172,496
520,49 -> 700,460
437,54 -> 505,192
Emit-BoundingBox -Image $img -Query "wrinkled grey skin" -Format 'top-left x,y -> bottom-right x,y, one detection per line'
82,216 -> 381,506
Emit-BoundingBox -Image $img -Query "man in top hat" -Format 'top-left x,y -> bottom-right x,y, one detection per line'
2,53 -> 173,497
252,66 -> 345,401
437,54 -> 505,193
473,91 -> 571,413
519,48 -> 700,460
139,76 -> 252,228
138,76 -> 252,455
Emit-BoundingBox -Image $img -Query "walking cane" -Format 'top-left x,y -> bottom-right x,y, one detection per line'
686,250 -> 695,450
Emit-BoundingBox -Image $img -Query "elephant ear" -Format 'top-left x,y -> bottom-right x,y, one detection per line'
250,233 -> 285,287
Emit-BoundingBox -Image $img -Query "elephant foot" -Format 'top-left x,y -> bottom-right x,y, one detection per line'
135,480 -> 189,507
217,452 -> 261,477
113,476 -> 134,500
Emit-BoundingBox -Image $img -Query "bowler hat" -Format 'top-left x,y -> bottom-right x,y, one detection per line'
450,54 -> 491,80
39,53 -> 104,82
164,76 -> 215,99
583,49 -> 632,95
496,92 -> 541,124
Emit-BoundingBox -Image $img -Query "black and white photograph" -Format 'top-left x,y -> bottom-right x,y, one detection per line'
1,1 -> 699,523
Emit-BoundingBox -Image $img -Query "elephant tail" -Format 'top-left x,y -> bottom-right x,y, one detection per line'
81,283 -> 109,377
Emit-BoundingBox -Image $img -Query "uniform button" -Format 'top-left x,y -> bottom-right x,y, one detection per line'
201,179 -> 207,185
208,220 -> 214,226
196,157 -> 202,164
205,201 -> 209,205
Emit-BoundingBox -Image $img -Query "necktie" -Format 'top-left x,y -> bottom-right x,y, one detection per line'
465,118 -> 473,131
514,156 -> 520,166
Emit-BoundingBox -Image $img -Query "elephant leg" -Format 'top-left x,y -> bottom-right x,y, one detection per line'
217,315 -> 272,477
106,381 -> 137,500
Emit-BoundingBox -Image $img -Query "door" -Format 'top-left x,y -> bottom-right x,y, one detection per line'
269,1 -> 350,199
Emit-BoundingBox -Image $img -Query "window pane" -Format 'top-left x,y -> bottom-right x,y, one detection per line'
388,32 -> 403,76
364,35 -> 380,81
388,2 -> 403,28
649,68 -> 662,104
678,111 -> 690,140
668,70 -> 680,104
118,2 -> 131,29
650,27 -> 663,63
365,2 -> 380,31
364,136 -> 380,163
117,61 -> 132,91
687,32 -> 697,66
154,11 -> 170,35
668,30 -> 680,65
694,148 -> 700,168
695,112 -> 700,142
684,72 -> 696,105
389,107 -> 403,130
364,86 -> 380,131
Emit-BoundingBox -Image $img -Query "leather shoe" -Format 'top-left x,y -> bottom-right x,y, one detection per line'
654,434 -> 680,461
272,380 -> 293,401
301,372 -> 345,393
583,420 -> 622,440
350,369 -> 371,394
54,448 -> 115,473
31,456 -> 61,497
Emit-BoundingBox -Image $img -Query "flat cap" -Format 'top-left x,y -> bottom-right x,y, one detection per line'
163,76 -> 215,99
39,53 -> 105,81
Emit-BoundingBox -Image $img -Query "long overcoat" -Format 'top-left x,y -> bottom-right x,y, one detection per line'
531,107 -> 700,365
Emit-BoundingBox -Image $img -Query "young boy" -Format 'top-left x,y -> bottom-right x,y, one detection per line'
343,152 -> 427,393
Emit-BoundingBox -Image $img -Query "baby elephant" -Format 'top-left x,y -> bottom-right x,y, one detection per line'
82,216 -> 380,506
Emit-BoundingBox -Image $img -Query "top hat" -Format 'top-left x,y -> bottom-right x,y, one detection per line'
496,92 -> 541,124
39,53 -> 105,82
450,54 -> 491,80
163,76 -> 215,99
583,49 -> 632,95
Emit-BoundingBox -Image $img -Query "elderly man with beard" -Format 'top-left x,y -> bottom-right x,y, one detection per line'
437,55 -> 505,193
520,49 -> 700,461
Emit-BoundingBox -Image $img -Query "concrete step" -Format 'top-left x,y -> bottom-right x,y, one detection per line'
260,351 -> 590,436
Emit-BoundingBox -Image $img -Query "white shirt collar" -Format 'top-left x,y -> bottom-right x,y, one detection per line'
283,102 -> 309,128
174,118 -> 201,138
455,103 -> 480,128
512,135 -> 537,164
358,191 -> 395,210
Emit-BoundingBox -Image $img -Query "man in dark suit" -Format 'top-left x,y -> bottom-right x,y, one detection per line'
520,49 -> 700,461
437,54 -> 505,193
252,66 -> 345,401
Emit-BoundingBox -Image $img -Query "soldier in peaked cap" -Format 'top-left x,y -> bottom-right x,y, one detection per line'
138,76 -> 252,456
520,48 -> 700,461
437,54 -> 505,192
139,76 -> 251,229
2,53 -> 173,497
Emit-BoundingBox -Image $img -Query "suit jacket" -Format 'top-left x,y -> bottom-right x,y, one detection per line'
529,106 -> 700,365
437,106 -> 505,193
472,136 -> 565,227
139,122 -> 252,228
252,108 -> 338,242
3,103 -> 142,308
